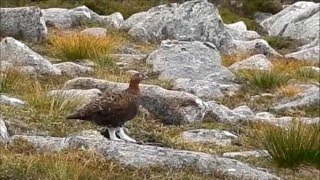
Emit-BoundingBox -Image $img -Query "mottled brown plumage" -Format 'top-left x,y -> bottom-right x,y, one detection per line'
66,72 -> 147,142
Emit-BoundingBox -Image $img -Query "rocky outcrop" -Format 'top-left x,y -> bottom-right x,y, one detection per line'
11,130 -> 280,179
63,77 -> 208,125
205,101 -> 253,123
0,37 -> 61,76
285,34 -> 319,62
226,21 -> 260,41
100,12 -> 124,29
0,6 -> 48,42
42,6 -> 124,29
229,54 -> 273,72
126,0 -> 235,53
261,1 -> 319,41
42,7 -> 91,28
233,39 -> 281,57
182,129 -> 238,146
54,62 -> 93,77
0,95 -> 25,107
146,40 -> 238,100
47,89 -> 102,104
254,112 -> 320,127
273,85 -> 320,112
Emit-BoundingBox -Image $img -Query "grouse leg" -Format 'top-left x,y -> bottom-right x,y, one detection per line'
117,127 -> 136,142
107,127 -> 123,141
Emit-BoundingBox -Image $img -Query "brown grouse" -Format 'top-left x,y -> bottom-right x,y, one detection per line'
66,72 -> 148,142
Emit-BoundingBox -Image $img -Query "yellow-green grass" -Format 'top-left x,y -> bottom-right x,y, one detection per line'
296,67 -> 320,83
49,33 -> 122,61
221,53 -> 252,67
237,70 -> 292,90
259,122 -> 320,168
0,140 -> 223,180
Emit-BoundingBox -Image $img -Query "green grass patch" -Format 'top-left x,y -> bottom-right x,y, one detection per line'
0,69 -> 23,94
260,122 -> 320,168
296,67 -> 320,83
237,70 -> 291,90
263,36 -> 305,54
219,8 -> 262,31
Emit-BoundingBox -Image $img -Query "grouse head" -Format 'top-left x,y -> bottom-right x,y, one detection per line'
128,72 -> 148,94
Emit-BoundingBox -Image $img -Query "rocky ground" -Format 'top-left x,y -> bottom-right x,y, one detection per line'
0,0 -> 319,179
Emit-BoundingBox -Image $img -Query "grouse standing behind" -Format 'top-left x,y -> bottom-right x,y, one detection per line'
66,72 -> 148,142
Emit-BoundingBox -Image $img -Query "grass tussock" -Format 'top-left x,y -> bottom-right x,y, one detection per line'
296,67 -> 320,82
49,33 -> 121,61
260,122 -> 320,168
0,69 -> 24,94
237,70 -> 291,90
277,85 -> 302,98
271,58 -> 313,74
263,36 -> 304,54
221,53 -> 252,67
0,140 -> 226,180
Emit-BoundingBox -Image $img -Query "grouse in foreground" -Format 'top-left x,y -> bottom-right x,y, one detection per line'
66,72 -> 148,142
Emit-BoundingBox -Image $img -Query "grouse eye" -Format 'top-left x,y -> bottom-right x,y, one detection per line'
139,74 -> 143,78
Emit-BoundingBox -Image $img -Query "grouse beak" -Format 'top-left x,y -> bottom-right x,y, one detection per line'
143,74 -> 148,80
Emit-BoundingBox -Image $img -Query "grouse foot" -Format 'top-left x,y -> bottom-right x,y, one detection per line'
107,127 -> 123,141
117,127 -> 136,142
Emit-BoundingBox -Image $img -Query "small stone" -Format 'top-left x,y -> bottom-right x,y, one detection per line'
0,95 -> 25,107
0,117 -> 10,143
54,62 -> 93,77
229,54 -> 273,72
223,150 -> 270,158
81,27 -> 107,37
182,129 -> 238,146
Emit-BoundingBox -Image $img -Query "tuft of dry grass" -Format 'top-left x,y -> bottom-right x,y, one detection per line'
0,69 -> 24,94
0,139 -> 227,180
271,58 -> 314,74
221,53 -> 252,67
49,33 -> 122,61
277,85 -> 302,98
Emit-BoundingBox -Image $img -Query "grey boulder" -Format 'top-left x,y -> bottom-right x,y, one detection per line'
182,129 -> 238,146
273,85 -> 320,112
261,1 -> 319,41
0,6 -> 47,42
47,89 -> 102,104
11,130 -> 280,180
226,21 -> 260,40
146,40 -> 238,100
127,0 -> 235,53
233,39 -> 281,57
229,54 -> 273,72
0,37 -> 61,76
223,150 -> 269,158
0,95 -> 25,107
43,6 -> 124,29
80,27 -> 107,37
42,7 -> 91,28
54,62 -> 93,77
